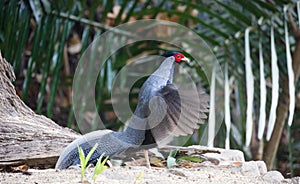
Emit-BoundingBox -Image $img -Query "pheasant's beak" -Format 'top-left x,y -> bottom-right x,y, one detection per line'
181,57 -> 190,63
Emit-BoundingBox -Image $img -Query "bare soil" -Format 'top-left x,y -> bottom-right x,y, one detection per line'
0,164 -> 293,184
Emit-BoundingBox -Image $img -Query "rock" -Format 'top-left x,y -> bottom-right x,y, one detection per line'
241,161 -> 260,177
188,145 -> 245,162
262,171 -> 284,183
255,161 -> 267,175
291,177 -> 300,184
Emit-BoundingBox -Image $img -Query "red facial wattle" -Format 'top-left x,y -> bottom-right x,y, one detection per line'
173,53 -> 188,63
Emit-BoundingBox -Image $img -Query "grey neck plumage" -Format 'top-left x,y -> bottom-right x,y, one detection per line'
118,56 -> 176,145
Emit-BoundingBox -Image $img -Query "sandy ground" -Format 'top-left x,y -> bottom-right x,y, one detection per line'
1,146 -> 296,184
0,164 -> 293,184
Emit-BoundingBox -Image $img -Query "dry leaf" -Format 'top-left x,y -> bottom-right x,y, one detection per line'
68,34 -> 82,54
180,161 -> 194,167
11,164 -> 29,172
125,158 -> 146,166
231,161 -> 243,166
150,157 -> 164,167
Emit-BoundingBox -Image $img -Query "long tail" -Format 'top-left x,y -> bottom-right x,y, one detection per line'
55,130 -> 127,169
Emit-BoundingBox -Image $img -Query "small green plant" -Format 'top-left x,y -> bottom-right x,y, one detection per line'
92,153 -> 109,183
78,143 -> 98,182
77,143 -> 109,183
167,149 -> 178,169
133,172 -> 144,184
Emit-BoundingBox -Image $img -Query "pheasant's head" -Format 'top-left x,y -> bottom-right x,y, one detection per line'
163,52 -> 189,63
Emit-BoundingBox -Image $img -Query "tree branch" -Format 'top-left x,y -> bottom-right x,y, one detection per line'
289,11 -> 300,39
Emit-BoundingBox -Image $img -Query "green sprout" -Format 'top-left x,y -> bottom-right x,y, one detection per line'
92,153 -> 109,183
133,172 -> 144,184
77,143 -> 109,183
78,143 -> 98,182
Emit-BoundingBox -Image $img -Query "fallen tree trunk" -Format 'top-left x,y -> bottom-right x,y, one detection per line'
0,52 -> 79,170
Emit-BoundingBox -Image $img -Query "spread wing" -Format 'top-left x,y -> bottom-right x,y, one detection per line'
150,83 -> 209,146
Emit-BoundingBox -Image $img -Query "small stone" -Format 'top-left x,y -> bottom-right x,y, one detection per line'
241,161 -> 260,177
220,149 -> 245,162
262,171 -> 284,183
67,165 -> 81,170
291,176 -> 300,184
110,159 -> 123,166
255,161 -> 267,175
168,169 -> 186,177
194,146 -> 245,163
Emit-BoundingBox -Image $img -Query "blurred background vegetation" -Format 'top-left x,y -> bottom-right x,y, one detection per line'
0,0 -> 299,178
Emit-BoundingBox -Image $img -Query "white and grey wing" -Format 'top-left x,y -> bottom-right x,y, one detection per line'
150,84 -> 209,145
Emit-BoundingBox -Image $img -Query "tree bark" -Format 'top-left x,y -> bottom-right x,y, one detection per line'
0,52 -> 79,170
263,12 -> 300,170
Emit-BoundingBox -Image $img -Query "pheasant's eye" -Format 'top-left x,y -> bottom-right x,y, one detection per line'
176,55 -> 181,58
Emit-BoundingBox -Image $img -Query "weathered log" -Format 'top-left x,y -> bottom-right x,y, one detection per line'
0,52 -> 79,170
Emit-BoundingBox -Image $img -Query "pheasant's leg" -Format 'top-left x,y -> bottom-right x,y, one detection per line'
144,149 -> 151,169
106,160 -> 113,167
